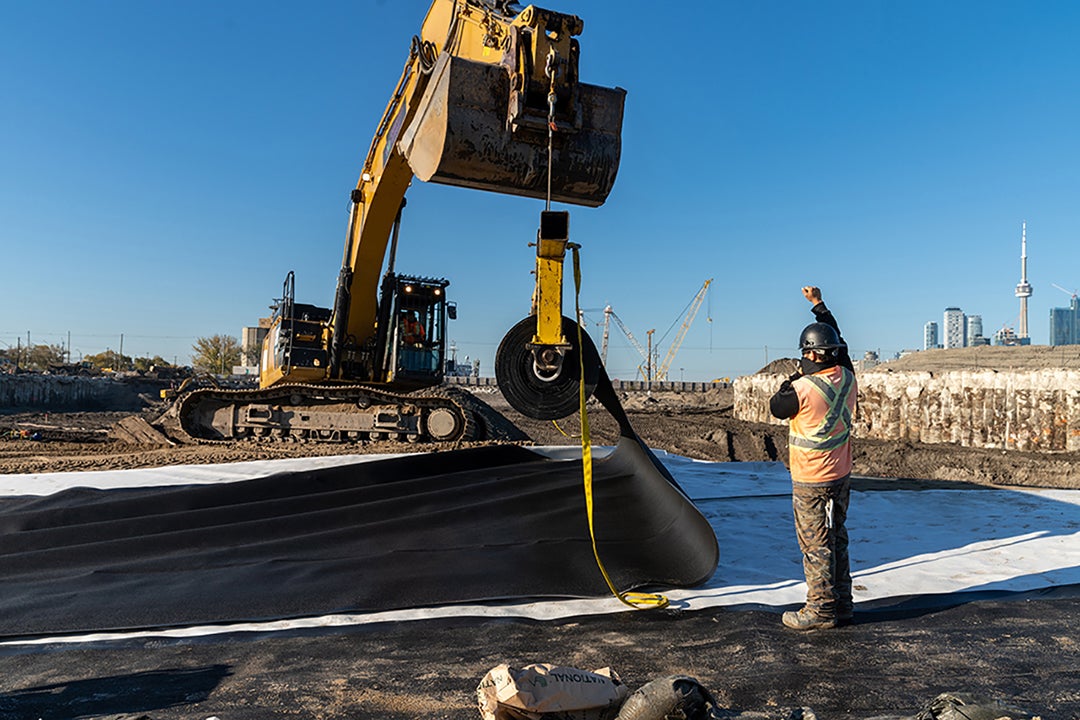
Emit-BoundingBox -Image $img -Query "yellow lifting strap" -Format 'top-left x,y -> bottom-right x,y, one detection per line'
550,419 -> 579,439
570,246 -> 669,611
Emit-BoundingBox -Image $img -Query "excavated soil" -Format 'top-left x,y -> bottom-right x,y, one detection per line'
2,377 -> 1079,719
1,385 -> 1078,489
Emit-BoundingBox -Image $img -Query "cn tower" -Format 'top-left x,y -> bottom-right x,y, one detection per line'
1014,221 -> 1033,339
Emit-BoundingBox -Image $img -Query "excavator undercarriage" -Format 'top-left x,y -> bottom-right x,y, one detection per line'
162,382 -> 519,445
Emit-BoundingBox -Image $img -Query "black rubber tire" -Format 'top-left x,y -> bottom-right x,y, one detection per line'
495,316 -> 600,420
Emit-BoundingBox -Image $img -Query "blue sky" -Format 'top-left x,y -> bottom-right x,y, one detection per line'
2,1 -> 1079,381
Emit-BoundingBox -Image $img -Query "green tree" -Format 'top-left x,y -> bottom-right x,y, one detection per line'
84,350 -> 132,371
133,355 -> 170,372
192,335 -> 242,375
25,343 -> 68,371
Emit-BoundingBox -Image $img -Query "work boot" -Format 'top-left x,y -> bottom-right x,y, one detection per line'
836,605 -> 854,627
782,607 -> 836,631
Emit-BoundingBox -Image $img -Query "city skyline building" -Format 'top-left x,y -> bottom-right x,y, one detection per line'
944,307 -> 966,349
1050,294 -> 1079,346
966,315 -> 987,346
924,321 -> 939,350
994,325 -> 1027,346
914,223 -> 1057,351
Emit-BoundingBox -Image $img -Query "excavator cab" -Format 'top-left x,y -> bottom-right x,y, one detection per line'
375,273 -> 451,387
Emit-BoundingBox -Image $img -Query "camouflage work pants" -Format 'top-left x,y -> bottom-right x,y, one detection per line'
792,477 -> 852,618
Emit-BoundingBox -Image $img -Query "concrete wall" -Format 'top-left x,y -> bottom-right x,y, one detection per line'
0,375 -> 149,412
734,369 -> 1080,453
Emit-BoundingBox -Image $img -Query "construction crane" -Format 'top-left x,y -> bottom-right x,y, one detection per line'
1052,283 -> 1078,301
654,279 -> 712,381
600,305 -> 650,368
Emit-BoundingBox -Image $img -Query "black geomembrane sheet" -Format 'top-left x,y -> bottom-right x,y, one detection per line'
0,373 -> 718,638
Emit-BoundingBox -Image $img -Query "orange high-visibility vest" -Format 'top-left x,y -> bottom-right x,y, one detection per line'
788,365 -> 857,483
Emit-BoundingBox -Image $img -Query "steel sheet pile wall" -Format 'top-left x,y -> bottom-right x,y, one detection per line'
734,370 -> 1080,453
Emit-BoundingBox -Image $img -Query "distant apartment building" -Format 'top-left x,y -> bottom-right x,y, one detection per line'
943,307 -> 966,349
241,319 -> 271,369
966,315 -> 987,346
923,321 -> 939,350
994,326 -> 1030,346
1050,296 -> 1080,346
854,350 -> 880,372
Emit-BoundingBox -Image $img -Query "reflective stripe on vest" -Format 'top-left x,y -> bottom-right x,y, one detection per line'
787,365 -> 855,483
789,368 -> 854,451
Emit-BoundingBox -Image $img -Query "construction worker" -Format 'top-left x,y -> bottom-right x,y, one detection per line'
769,286 -> 857,631
400,310 -> 426,346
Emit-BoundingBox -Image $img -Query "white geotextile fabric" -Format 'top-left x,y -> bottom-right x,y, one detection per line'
3,449 -> 1078,645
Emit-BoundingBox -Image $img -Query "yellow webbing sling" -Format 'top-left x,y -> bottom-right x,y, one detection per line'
570,246 -> 668,610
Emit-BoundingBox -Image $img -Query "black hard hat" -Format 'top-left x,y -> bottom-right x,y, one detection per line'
799,322 -> 844,353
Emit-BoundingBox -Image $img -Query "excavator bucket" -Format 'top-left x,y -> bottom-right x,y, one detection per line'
399,52 -> 626,208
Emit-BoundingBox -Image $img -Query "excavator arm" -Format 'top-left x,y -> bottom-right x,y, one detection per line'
257,0 -> 624,422
171,1 -> 624,444
333,0 -> 625,374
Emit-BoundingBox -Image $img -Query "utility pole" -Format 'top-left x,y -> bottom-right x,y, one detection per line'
119,334 -> 124,370
646,329 -> 655,385
601,306 -> 612,365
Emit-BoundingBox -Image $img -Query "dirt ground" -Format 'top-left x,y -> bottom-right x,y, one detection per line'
2,385 -> 1078,490
2,595 -> 1077,720
2,384 -> 1079,718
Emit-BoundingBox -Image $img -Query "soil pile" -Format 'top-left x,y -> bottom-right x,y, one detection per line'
878,343 -> 1080,372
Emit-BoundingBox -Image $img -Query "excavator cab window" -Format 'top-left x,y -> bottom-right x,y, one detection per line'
383,275 -> 450,383
395,305 -> 438,376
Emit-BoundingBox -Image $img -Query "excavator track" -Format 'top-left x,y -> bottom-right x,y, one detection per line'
165,383 -> 494,445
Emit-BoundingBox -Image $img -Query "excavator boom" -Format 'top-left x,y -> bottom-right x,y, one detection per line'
169,0 -> 626,444
341,0 -> 625,356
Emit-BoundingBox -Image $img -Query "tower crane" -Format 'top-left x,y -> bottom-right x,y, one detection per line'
1052,283 -> 1078,301
655,279 -> 712,381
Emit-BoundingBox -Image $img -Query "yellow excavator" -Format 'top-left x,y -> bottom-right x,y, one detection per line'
171,0 -> 624,443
